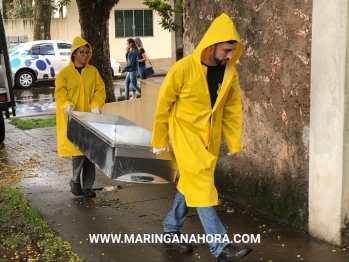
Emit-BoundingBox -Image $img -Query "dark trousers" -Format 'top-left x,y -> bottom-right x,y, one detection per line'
72,156 -> 95,189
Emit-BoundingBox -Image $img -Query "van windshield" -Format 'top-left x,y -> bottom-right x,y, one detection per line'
9,43 -> 24,54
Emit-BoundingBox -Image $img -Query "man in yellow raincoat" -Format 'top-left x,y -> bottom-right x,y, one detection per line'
55,36 -> 105,198
151,14 -> 252,261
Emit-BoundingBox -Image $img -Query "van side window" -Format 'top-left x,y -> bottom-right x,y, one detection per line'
29,43 -> 55,55
57,43 -> 71,49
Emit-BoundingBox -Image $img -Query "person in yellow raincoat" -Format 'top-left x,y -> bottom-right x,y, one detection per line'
54,36 -> 105,198
151,14 -> 252,261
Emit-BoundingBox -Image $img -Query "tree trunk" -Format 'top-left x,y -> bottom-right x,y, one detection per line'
76,0 -> 119,103
33,0 -> 52,40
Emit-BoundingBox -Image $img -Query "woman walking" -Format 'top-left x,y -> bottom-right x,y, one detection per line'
122,38 -> 141,100
135,38 -> 147,79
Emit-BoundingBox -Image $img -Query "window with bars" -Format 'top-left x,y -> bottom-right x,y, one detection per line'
115,10 -> 153,38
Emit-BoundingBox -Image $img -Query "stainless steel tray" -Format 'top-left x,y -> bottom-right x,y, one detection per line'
66,111 -> 177,184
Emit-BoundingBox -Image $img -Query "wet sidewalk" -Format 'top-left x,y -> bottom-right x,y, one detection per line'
1,121 -> 348,262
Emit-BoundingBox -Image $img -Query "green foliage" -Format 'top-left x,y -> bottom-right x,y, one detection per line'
0,185 -> 82,261
10,116 -> 56,130
7,0 -> 34,19
4,0 -> 71,19
55,0 -> 71,15
57,0 -> 71,9
3,0 -> 15,18
143,0 -> 182,32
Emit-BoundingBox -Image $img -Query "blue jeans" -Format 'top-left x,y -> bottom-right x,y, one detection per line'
163,191 -> 228,257
124,70 -> 141,100
138,65 -> 147,79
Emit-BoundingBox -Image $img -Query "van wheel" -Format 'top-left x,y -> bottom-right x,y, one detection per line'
16,71 -> 34,89
0,112 -> 5,144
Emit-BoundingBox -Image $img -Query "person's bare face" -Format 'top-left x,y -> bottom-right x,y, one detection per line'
212,42 -> 237,66
74,46 -> 90,67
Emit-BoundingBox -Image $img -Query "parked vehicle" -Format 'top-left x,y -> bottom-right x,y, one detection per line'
10,40 -> 122,88
0,12 -> 16,144
110,56 -> 122,77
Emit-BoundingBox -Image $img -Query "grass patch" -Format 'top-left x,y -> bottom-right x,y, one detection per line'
0,185 -> 81,261
10,116 -> 56,130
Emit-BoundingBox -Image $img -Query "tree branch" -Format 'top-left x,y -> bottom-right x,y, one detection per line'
143,0 -> 183,32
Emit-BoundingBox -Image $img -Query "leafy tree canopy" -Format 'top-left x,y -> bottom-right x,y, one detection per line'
143,0 -> 182,32
57,0 -> 70,9
4,0 -> 71,19
4,0 -> 34,19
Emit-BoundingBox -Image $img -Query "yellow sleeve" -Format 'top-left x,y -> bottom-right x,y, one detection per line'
222,70 -> 243,153
54,70 -> 74,111
90,68 -> 106,110
151,66 -> 182,148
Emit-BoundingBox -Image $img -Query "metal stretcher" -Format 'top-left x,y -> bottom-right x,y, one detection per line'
66,111 -> 177,184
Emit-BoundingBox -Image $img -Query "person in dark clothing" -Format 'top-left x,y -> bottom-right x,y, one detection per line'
122,38 -> 141,100
135,38 -> 147,79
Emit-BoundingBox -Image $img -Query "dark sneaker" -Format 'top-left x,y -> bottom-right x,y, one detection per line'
217,244 -> 252,262
83,188 -> 96,198
163,231 -> 193,253
70,180 -> 83,196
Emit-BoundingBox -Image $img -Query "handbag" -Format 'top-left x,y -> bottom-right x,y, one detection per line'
143,56 -> 155,77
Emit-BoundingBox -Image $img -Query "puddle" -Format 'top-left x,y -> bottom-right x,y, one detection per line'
11,90 -> 56,115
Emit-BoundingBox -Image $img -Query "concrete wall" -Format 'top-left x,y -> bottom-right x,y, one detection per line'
4,0 -> 172,62
65,0 -> 79,40
309,0 -> 349,246
101,78 -> 162,131
4,18 -> 69,42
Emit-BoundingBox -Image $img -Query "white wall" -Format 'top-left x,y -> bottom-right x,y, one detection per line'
66,0 -> 80,41
66,0 -> 172,62
309,0 -> 349,245
4,18 -> 69,43
111,0 -> 171,61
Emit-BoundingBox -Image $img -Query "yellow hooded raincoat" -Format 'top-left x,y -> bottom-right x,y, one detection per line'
151,13 -> 243,207
54,36 -> 106,157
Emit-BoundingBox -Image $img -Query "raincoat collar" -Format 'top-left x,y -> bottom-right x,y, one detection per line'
193,13 -> 242,67
69,36 -> 92,66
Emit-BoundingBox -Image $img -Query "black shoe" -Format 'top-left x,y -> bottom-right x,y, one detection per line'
217,244 -> 252,262
70,180 -> 83,196
83,188 -> 96,198
163,231 -> 193,253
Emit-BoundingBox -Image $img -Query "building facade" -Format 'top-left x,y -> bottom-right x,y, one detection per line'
4,0 -> 172,62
